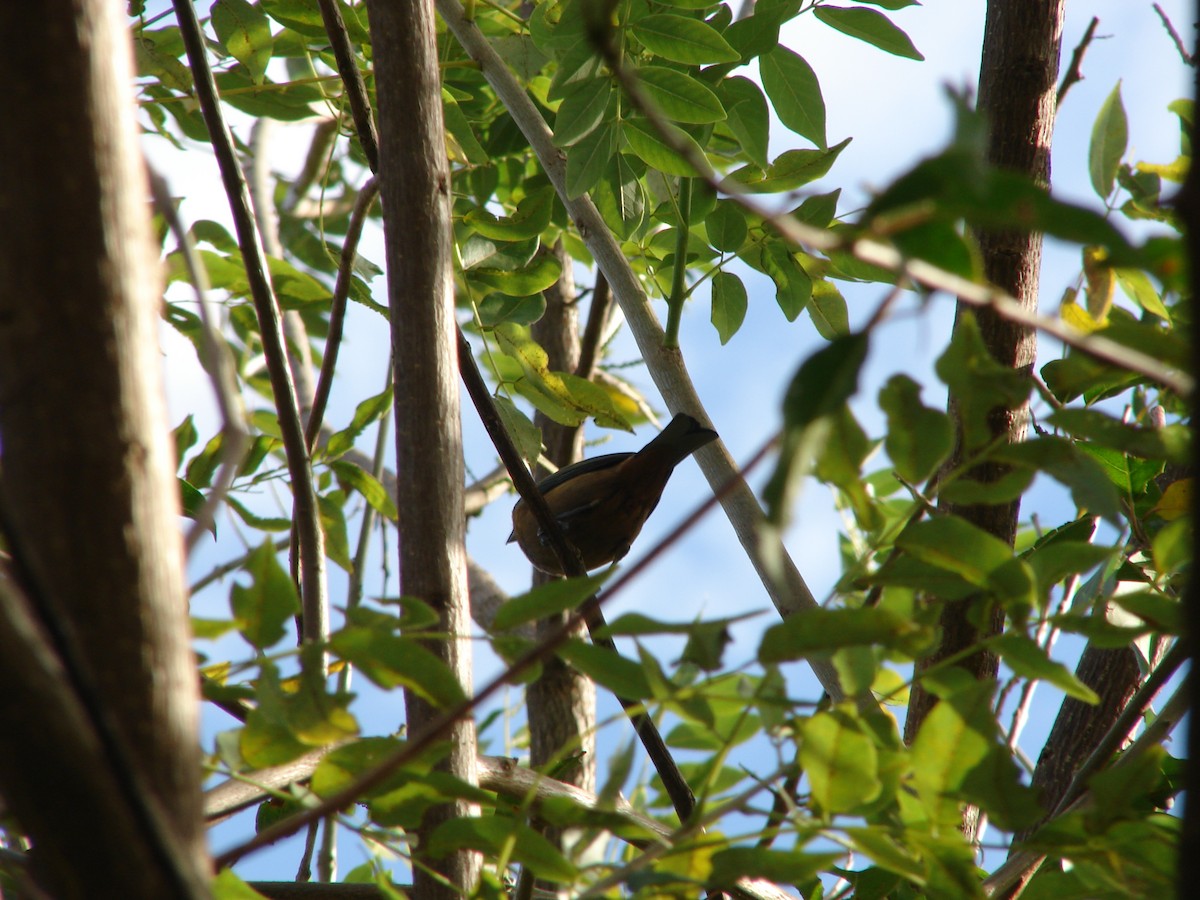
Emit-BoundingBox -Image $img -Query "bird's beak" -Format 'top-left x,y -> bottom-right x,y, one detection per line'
506,530 -> 516,544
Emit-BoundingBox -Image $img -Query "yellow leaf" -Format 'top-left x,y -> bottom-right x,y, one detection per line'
1082,245 -> 1114,322
1137,156 -> 1189,183
1061,299 -> 1104,333
1152,478 -> 1193,521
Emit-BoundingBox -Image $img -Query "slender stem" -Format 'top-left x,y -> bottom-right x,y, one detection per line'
172,0 -> 329,659
664,178 -> 693,348
305,177 -> 380,451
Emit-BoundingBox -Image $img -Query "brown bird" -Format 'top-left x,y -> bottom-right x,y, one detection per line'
509,413 -> 718,575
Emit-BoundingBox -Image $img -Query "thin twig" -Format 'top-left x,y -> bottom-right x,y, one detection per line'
316,0 -> 380,170
1153,3 -> 1195,66
171,0 -> 329,655
148,167 -> 250,554
576,272 -> 612,381
458,332 -> 698,820
1056,17 -> 1100,108
305,177 -> 380,450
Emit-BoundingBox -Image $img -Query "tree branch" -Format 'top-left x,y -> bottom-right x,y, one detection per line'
1056,17 -> 1100,108
435,0 -> 844,703
171,0 -> 329,653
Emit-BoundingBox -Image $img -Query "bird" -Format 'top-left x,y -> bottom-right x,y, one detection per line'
508,413 -> 719,576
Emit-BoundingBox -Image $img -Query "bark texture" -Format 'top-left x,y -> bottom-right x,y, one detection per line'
1016,641 -> 1141,843
365,0 -> 480,895
0,1 -> 208,896
903,0 -> 1064,837
528,247 -> 598,799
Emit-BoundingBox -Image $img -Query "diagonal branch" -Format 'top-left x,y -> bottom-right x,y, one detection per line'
213,434 -> 771,868
171,0 -> 329,652
435,0 -> 844,702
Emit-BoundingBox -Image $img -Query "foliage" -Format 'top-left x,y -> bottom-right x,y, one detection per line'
109,0 -> 1194,897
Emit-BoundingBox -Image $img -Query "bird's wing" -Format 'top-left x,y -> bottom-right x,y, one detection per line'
534,452 -> 632,494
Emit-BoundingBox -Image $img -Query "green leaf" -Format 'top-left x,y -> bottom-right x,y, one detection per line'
566,120 -> 617,198
1026,539 -> 1113,597
553,77 -> 613,147
1040,352 -> 1135,405
755,241 -> 812,320
783,332 -> 870,428
460,235 -> 537,272
760,47 -> 826,148
211,0 -> 274,84
709,849 -> 840,888
470,249 -> 562,297
213,70 -> 322,122
179,478 -> 207,525
763,333 -> 869,525
464,187 -> 555,241
705,202 -> 748,253
477,293 -> 547,327
310,736 -> 412,800
225,496 -> 291,532
239,665 -> 312,767
897,517 -> 1035,606
492,574 -> 609,630
742,140 -> 850,193
1113,588 -> 1184,634
718,76 -> 770,169
558,372 -> 632,430
935,312 -> 1030,450
492,394 -> 542,466
992,437 -> 1123,522
329,460 -> 398,523
622,117 -> 713,178
759,607 -> 933,661
1115,268 -> 1171,321
330,627 -> 468,707
878,374 -> 953,483
710,271 -> 748,344
442,91 -> 489,165
814,6 -> 924,60
801,707 -> 883,812
428,817 -> 578,883
557,639 -> 652,699
593,152 -> 647,239
213,868 -> 272,899
636,66 -> 726,125
632,14 -> 741,64
231,539 -> 300,649
807,280 -> 850,339
992,634 -> 1100,703
1048,408 -> 1190,462
793,189 -> 842,228
318,493 -> 353,572
1090,82 -> 1128,198
910,680 -> 993,822
325,388 -> 392,459
173,415 -> 199,468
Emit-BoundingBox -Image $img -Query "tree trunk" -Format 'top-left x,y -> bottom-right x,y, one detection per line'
528,247 -> 597,799
365,0 -> 480,895
0,1 -> 209,896
904,0 -> 1064,840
